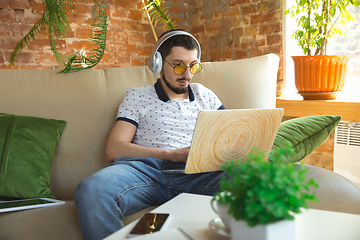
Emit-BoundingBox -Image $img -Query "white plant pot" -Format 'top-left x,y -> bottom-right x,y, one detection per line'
230,218 -> 295,240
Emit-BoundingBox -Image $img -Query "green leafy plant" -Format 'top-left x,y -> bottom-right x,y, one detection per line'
60,0 -> 107,73
142,0 -> 176,41
9,0 -> 77,67
214,143 -> 318,227
284,0 -> 360,55
10,0 -> 175,72
143,0 -> 176,31
9,0 -> 107,73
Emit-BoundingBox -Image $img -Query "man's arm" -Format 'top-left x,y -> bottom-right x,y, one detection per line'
105,121 -> 190,163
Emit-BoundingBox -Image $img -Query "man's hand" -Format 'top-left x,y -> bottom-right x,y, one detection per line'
106,121 -> 191,163
165,147 -> 190,163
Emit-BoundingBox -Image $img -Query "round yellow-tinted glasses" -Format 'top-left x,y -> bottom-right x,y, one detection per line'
163,58 -> 202,75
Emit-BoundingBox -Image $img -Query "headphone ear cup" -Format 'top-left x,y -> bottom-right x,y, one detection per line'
152,51 -> 163,74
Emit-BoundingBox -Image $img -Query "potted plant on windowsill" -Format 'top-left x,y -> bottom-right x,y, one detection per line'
212,145 -> 318,240
284,0 -> 360,100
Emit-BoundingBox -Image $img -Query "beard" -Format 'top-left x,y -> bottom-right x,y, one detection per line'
162,73 -> 189,95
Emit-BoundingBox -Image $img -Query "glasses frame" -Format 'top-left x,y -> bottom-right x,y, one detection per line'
163,58 -> 202,75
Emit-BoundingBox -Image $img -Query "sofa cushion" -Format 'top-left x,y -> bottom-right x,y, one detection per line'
0,113 -> 66,200
270,115 -> 341,163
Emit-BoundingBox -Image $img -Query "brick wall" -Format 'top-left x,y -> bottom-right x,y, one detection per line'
188,0 -> 283,96
0,0 -> 283,94
0,0 -> 188,69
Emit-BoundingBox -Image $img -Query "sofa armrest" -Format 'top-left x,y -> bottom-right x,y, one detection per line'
297,163 -> 360,215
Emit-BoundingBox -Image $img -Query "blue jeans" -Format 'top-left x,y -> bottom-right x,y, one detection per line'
74,157 -> 225,240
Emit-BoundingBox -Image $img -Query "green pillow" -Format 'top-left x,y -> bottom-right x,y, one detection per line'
0,113 -> 67,200
270,115 -> 341,163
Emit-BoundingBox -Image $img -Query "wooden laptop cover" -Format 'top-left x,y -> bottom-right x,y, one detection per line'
184,108 -> 284,174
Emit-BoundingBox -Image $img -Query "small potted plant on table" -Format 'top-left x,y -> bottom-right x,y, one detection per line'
213,145 -> 318,240
284,0 -> 360,100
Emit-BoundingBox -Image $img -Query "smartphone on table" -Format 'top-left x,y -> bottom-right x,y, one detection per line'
127,213 -> 170,238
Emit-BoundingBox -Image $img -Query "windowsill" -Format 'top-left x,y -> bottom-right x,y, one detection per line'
276,94 -> 360,121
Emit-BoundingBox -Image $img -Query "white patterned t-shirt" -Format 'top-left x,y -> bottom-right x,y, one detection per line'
116,78 -> 224,150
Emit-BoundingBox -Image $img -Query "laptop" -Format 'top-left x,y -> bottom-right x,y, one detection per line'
161,108 -> 284,174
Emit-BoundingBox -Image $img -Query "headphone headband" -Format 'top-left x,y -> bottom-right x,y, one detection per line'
147,30 -> 201,74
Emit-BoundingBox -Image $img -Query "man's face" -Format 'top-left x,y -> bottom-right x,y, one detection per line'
161,46 -> 198,95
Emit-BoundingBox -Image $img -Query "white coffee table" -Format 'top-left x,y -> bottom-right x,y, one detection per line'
105,193 -> 360,240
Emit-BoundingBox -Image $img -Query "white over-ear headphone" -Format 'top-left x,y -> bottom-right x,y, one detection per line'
147,30 -> 201,74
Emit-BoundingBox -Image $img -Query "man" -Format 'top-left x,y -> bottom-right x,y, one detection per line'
75,29 -> 226,240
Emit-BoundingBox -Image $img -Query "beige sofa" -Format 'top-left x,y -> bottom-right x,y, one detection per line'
1,54 -> 360,240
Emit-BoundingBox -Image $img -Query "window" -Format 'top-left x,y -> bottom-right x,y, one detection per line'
283,1 -> 360,98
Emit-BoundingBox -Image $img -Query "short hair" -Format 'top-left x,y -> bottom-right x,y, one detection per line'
157,29 -> 199,59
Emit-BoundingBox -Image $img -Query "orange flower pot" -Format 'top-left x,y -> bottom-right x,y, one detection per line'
292,55 -> 351,100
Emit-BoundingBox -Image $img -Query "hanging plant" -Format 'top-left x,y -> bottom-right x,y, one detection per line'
9,0 -> 175,73
9,0 -> 76,67
60,0 -> 107,73
9,0 -> 107,73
